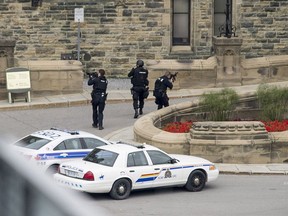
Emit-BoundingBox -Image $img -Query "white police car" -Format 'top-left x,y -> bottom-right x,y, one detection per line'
12,127 -> 113,173
54,142 -> 219,200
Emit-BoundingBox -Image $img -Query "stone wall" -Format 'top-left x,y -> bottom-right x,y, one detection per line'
0,0 -> 287,76
239,0 -> 288,58
146,55 -> 288,89
14,60 -> 83,98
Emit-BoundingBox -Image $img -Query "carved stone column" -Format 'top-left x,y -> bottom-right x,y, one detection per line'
212,36 -> 243,87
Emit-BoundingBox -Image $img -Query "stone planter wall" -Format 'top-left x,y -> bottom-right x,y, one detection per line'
134,93 -> 288,164
270,133 -> 288,163
134,100 -> 197,155
189,121 -> 272,164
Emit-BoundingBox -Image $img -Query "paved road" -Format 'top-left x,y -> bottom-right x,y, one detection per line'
1,97 -> 288,215
0,94 -> 190,144
85,174 -> 288,216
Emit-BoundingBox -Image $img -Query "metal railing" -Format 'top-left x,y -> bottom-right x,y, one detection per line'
0,142 -> 110,216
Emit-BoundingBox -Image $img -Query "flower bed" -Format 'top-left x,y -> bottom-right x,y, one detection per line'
162,120 -> 288,133
262,120 -> 288,132
162,121 -> 193,133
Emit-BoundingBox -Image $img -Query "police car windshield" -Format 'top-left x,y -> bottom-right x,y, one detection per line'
83,148 -> 118,167
14,135 -> 51,150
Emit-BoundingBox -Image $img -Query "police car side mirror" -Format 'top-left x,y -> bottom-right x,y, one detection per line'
170,158 -> 178,164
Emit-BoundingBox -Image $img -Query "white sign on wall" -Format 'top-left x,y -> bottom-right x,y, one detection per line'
6,69 -> 31,91
5,67 -> 31,103
74,8 -> 84,22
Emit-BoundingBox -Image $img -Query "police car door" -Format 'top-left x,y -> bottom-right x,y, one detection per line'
53,138 -> 89,162
126,151 -> 155,190
146,150 -> 183,187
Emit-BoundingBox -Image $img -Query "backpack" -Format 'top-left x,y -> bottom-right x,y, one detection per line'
154,77 -> 163,90
153,77 -> 164,97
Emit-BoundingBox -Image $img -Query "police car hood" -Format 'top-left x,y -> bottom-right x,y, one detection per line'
170,154 -> 213,165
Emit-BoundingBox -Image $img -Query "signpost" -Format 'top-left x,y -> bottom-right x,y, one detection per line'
6,67 -> 31,103
74,8 -> 84,61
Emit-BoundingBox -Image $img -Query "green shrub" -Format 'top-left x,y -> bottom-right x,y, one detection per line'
257,84 -> 288,121
200,88 -> 239,121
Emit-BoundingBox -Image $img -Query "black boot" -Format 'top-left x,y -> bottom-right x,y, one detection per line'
99,113 -> 104,130
139,108 -> 143,115
134,109 -> 139,119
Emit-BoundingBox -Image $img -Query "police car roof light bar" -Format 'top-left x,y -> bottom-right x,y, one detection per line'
116,140 -> 145,149
50,127 -> 79,135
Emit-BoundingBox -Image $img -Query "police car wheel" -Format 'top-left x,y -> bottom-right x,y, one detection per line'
109,178 -> 131,200
185,170 -> 206,192
46,164 -> 59,175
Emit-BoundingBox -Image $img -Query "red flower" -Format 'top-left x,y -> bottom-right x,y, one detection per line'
162,121 -> 193,133
261,120 -> 288,132
163,120 -> 288,133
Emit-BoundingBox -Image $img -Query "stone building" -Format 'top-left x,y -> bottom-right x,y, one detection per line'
0,0 -> 288,76
0,0 -> 287,76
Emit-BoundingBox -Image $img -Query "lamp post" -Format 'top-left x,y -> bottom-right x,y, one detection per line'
219,0 -> 235,38
77,21 -> 81,61
74,8 -> 84,61
225,0 -> 232,38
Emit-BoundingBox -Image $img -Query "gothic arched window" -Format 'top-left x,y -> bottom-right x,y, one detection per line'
172,0 -> 190,45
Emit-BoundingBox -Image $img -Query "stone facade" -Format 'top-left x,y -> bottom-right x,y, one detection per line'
17,60 -> 83,97
239,0 -> 288,58
146,54 -> 288,90
0,0 -> 287,98
0,0 -> 287,76
0,58 -> 84,100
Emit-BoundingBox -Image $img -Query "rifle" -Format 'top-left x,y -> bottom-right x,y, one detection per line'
170,72 -> 178,82
87,72 -> 98,79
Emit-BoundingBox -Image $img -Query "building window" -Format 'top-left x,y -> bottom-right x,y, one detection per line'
32,0 -> 42,7
214,0 -> 232,36
172,0 -> 190,45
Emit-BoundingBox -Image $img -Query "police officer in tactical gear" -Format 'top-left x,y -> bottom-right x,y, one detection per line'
128,59 -> 149,118
153,71 -> 173,110
88,69 -> 108,130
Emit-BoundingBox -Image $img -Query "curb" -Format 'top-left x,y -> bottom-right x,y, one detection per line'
0,92 -> 191,111
219,170 -> 288,175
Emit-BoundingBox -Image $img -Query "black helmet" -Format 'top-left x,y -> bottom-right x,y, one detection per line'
136,59 -> 144,67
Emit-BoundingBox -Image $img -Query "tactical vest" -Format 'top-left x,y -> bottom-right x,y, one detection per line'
94,78 -> 108,93
131,68 -> 148,86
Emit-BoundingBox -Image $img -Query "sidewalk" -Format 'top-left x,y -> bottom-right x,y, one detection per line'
1,79 -> 288,175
